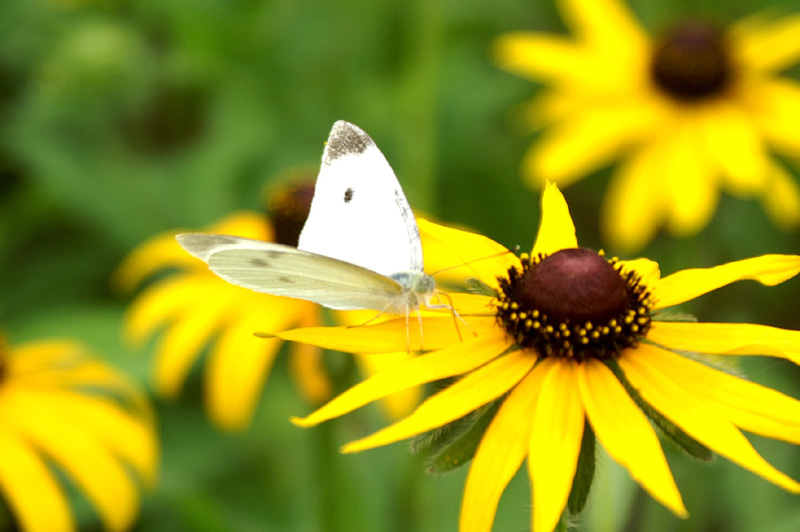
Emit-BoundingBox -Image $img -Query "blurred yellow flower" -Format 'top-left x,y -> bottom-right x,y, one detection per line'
116,195 -> 420,430
0,335 -> 157,532
277,183 -> 800,532
496,0 -> 800,251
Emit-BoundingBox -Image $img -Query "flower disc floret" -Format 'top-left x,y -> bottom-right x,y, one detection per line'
650,21 -> 732,101
496,248 -> 653,361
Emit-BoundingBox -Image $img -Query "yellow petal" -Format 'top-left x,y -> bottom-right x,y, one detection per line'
123,274 -> 222,344
531,182 -> 578,256
761,162 -> 800,230
153,286 -> 239,397
418,219 -> 518,290
750,78 -> 800,155
10,340 -> 86,373
204,309 -> 293,431
529,359 -> 586,532
602,142 -> 666,252
731,13 -> 800,72
653,254 -> 800,309
578,359 -> 687,518
629,343 -> 800,443
493,33 -> 601,87
353,351 -> 422,420
276,316 -> 498,354
288,307 -> 331,405
0,431 -> 74,532
292,329 -> 509,427
342,349 -> 536,453
700,102 -> 768,196
649,321 -> 800,365
6,392 -> 140,532
621,345 -> 800,492
559,0 -> 648,57
24,390 -> 158,486
289,340 -> 330,405
618,258 -> 661,287
662,120 -> 719,237
524,99 -> 661,187
460,364 -> 548,532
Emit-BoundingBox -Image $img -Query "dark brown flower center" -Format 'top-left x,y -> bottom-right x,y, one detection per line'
496,248 -> 652,361
650,21 -> 731,101
267,183 -> 315,247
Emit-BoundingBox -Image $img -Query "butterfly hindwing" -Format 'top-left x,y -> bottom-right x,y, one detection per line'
178,234 -> 406,311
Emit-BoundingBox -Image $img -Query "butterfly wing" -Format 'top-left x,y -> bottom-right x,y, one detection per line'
177,234 -> 407,311
298,121 -> 424,277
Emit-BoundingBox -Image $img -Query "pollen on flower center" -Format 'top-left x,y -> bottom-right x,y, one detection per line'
496,248 -> 653,361
650,21 -> 731,101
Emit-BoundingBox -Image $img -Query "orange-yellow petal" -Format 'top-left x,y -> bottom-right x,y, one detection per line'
532,182 -> 578,256
621,345 -> 800,492
649,321 -> 800,365
653,254 -> 800,309
529,359 -> 585,532
0,430 -> 74,532
578,359 -> 687,518
460,362 -> 548,532
292,329 -> 509,427
342,349 -> 536,453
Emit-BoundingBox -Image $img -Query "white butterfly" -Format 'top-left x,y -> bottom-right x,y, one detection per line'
177,120 -> 438,317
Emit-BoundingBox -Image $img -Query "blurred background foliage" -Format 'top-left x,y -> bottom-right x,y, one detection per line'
1,0 -> 799,530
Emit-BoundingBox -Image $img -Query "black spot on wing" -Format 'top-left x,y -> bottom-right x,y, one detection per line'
344,188 -> 354,203
277,276 -> 294,284
323,121 -> 375,164
250,258 -> 270,267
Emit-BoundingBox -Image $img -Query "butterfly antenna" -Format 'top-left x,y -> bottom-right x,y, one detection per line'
430,246 -> 520,277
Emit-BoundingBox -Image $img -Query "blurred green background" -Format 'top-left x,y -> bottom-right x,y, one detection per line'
2,0 -> 800,530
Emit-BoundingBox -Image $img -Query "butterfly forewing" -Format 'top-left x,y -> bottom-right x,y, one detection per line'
298,121 -> 424,277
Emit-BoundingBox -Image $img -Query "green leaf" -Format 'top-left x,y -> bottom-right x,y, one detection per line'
567,421 -> 595,515
425,399 -> 503,474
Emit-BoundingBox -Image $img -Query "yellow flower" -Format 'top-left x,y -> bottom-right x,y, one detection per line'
277,183 -> 800,532
0,335 -> 157,532
495,0 -> 800,251
116,201 -> 420,430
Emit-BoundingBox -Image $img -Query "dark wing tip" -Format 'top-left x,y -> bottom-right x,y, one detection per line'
322,120 -> 375,165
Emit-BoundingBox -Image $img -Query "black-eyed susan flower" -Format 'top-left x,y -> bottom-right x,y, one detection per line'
115,185 -> 419,430
276,183 -> 800,532
495,0 -> 800,251
0,334 -> 157,532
